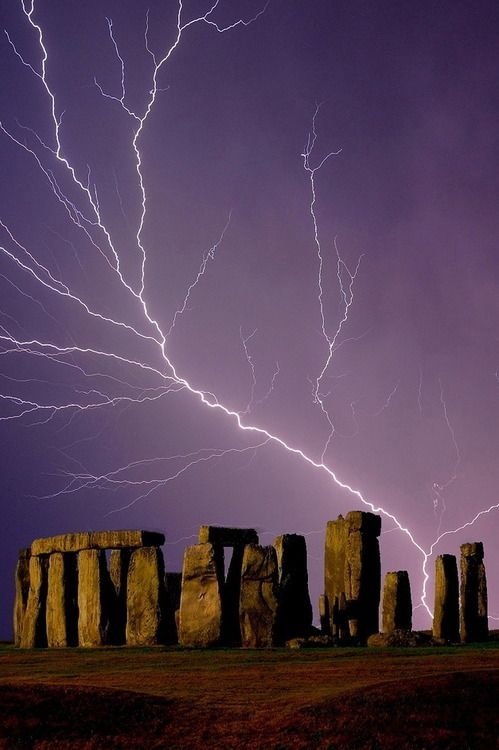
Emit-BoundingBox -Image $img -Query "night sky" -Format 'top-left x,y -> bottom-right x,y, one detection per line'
1,0 -> 499,640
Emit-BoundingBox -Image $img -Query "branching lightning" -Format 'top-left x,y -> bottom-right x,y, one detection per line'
2,0 -> 498,628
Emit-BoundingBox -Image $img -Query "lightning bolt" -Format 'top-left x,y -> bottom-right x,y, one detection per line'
2,0 -> 498,631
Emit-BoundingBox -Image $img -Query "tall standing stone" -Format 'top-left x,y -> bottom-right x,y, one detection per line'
273,534 -> 313,643
46,552 -> 78,647
126,546 -> 166,646
20,555 -> 48,648
382,571 -> 412,634
13,548 -> 31,647
344,511 -> 382,641
324,516 -> 348,634
433,554 -> 459,642
77,549 -> 111,647
239,544 -> 278,647
460,542 -> 488,643
178,543 -> 224,647
109,548 -> 131,644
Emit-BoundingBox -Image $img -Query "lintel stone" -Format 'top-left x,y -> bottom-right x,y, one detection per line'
198,525 -> 258,547
31,530 -> 165,556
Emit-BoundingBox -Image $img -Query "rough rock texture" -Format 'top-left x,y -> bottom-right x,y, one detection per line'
77,549 -> 111,647
178,543 -> 224,647
46,552 -> 78,647
382,571 -> 412,634
239,544 -> 278,648
433,554 -> 459,642
109,549 -> 131,644
31,530 -> 165,556
460,542 -> 488,643
164,572 -> 182,643
13,549 -> 31,647
324,516 -> 348,634
273,534 -> 313,643
126,546 -> 166,646
343,511 -> 381,641
198,526 -> 258,546
20,555 -> 48,648
286,635 -> 335,649
367,630 -> 435,647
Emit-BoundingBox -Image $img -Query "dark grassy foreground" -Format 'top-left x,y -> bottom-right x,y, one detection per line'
0,643 -> 498,749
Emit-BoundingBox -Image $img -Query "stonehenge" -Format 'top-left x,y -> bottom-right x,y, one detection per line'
433,554 -> 459,642
324,511 -> 381,642
12,517 -> 492,649
382,571 -> 412,634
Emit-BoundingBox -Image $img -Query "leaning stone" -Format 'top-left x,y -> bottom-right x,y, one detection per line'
31,529 -> 165,556
108,549 -> 131,644
432,554 -> 459,642
13,548 -> 31,647
239,544 -> 278,648
198,526 -> 258,546
178,543 -> 224,647
382,571 -> 412,634
77,549 -> 112,647
274,534 -> 313,643
126,547 -> 166,646
20,555 -> 48,648
46,553 -> 78,647
460,542 -> 488,643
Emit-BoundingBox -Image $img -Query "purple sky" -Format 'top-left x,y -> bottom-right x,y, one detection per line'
1,0 -> 499,639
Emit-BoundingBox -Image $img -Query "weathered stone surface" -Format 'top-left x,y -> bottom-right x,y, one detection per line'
179,543 -> 224,647
274,534 -> 313,643
46,553 -> 78,647
433,554 -> 459,642
382,571 -> 412,634
109,549 -> 131,644
20,555 -> 48,648
13,549 -> 31,647
31,530 -> 165,556
324,516 -> 348,633
343,511 -> 381,641
198,526 -> 258,547
286,635 -> 335,649
77,549 -> 111,647
126,547 -> 166,646
367,630 -> 435,648
239,544 -> 278,648
164,572 -> 182,643
460,542 -> 488,643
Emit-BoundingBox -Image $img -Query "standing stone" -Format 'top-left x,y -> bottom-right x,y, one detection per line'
164,572 -> 182,643
343,511 -> 382,641
324,516 -> 348,634
179,543 -> 224,647
239,544 -> 278,648
126,546 -> 166,646
433,554 -> 459,642
382,571 -> 412,634
222,545 -> 246,646
319,595 -> 330,635
20,555 -> 48,648
109,549 -> 131,644
46,552 -> 78,647
273,534 -> 313,643
13,548 -> 31,647
78,549 -> 111,647
460,542 -> 488,643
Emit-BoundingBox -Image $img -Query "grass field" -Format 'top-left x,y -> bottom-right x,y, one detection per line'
0,642 -> 498,749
